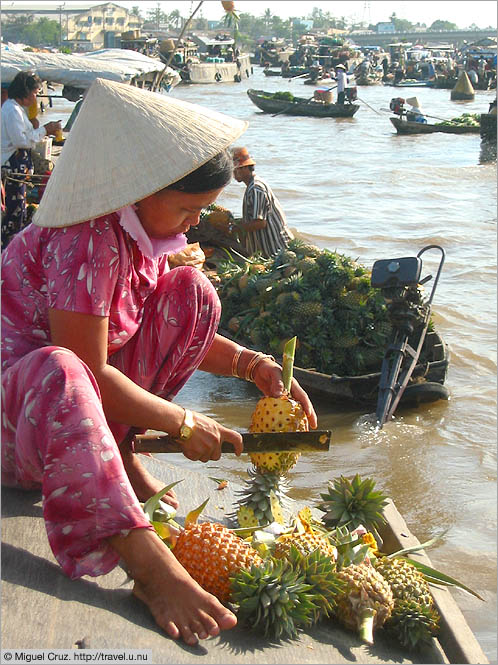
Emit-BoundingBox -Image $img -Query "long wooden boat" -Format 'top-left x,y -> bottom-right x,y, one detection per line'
385,79 -> 434,88
247,88 -> 359,118
390,117 -> 481,135
262,68 -> 282,76
219,327 -> 449,406
1,454 -> 488,663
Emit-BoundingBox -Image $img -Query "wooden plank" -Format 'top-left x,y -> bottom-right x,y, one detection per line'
0,456 -> 485,663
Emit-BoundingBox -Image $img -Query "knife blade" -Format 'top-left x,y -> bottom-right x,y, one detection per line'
133,430 -> 331,454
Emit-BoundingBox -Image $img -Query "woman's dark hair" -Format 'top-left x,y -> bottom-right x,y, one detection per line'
167,149 -> 233,193
8,72 -> 42,100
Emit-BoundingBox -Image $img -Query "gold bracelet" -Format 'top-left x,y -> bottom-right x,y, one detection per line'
245,352 -> 276,382
231,345 -> 244,378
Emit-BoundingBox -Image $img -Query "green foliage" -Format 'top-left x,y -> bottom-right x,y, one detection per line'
429,19 -> 458,31
4,16 -> 60,47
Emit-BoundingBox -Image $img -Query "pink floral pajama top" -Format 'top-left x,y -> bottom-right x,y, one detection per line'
1,212 -> 221,579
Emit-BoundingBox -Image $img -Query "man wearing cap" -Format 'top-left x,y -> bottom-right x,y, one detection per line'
334,63 -> 348,104
231,147 -> 294,258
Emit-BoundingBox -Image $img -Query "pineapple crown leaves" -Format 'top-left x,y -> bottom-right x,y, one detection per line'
286,546 -> 345,619
330,525 -> 372,570
229,559 -> 318,640
317,474 -> 388,532
143,480 -> 183,523
386,599 -> 440,650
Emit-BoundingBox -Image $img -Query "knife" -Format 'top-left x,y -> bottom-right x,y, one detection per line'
133,430 -> 331,454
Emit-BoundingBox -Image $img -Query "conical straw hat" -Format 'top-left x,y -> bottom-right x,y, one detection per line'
33,78 -> 248,228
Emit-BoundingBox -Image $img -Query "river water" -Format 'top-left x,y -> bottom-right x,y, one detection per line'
45,69 -> 496,660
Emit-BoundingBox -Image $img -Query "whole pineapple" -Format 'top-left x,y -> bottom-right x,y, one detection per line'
328,527 -> 394,645
373,556 -> 434,609
173,520 -> 263,602
334,557 -> 394,645
373,556 -> 440,649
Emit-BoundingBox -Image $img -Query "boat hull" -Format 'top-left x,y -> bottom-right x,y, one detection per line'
185,54 -> 252,84
219,328 -> 449,406
247,89 -> 359,117
390,117 -> 480,135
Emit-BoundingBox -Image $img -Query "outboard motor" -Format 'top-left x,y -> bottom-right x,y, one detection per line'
345,86 -> 358,102
390,97 -> 405,116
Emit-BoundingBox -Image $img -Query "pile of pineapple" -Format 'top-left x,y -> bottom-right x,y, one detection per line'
141,344 -> 457,652
213,238 -> 429,377
145,473 -> 442,650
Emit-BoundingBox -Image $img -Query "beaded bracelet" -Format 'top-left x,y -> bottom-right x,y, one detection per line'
245,352 -> 276,382
231,345 -> 244,378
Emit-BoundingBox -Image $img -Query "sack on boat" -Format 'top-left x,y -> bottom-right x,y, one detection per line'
168,242 -> 206,270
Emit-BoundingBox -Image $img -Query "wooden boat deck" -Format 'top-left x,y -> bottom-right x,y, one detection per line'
1,455 -> 488,663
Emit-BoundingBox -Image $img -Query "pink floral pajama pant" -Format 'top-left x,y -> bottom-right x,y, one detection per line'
1,267 -> 221,579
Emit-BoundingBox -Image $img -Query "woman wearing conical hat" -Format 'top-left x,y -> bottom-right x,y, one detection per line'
1,78 -> 317,645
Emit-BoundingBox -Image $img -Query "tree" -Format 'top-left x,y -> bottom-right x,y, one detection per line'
130,6 -> 142,18
146,4 -> 169,30
429,20 -> 458,31
3,15 -> 59,47
168,9 -> 182,30
262,8 -> 273,30
389,13 -> 414,32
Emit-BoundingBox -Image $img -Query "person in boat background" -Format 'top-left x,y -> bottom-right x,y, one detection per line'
231,146 -> 294,258
333,63 -> 348,104
405,96 -> 427,124
1,71 -> 61,250
1,78 -> 316,647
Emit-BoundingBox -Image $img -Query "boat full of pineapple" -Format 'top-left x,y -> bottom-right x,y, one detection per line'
211,237 -> 449,405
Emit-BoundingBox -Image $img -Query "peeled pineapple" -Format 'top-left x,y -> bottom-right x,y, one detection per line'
248,392 -> 308,475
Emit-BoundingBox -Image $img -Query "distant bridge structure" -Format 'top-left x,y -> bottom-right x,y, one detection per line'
348,28 -> 497,49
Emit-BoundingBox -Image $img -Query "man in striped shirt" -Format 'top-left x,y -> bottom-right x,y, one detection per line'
232,147 -> 294,258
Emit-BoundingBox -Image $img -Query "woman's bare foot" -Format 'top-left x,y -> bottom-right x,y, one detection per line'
108,528 -> 236,645
121,449 -> 179,509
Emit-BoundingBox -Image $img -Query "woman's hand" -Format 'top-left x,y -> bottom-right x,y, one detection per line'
180,412 -> 243,463
252,358 -> 318,429
44,120 -> 61,136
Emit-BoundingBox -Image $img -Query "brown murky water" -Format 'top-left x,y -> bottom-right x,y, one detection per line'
46,70 -> 497,659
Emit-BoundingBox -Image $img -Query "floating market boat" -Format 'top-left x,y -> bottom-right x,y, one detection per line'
247,88 -> 359,117
1,454 -> 488,663
262,68 -> 282,76
385,79 -> 434,88
390,117 -> 481,135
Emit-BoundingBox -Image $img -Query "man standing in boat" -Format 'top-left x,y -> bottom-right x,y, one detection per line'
333,63 -> 348,104
231,147 -> 294,258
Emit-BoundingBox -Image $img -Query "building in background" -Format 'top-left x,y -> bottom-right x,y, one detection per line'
2,2 -> 142,51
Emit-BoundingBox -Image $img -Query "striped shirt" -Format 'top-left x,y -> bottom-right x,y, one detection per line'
242,175 -> 294,258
